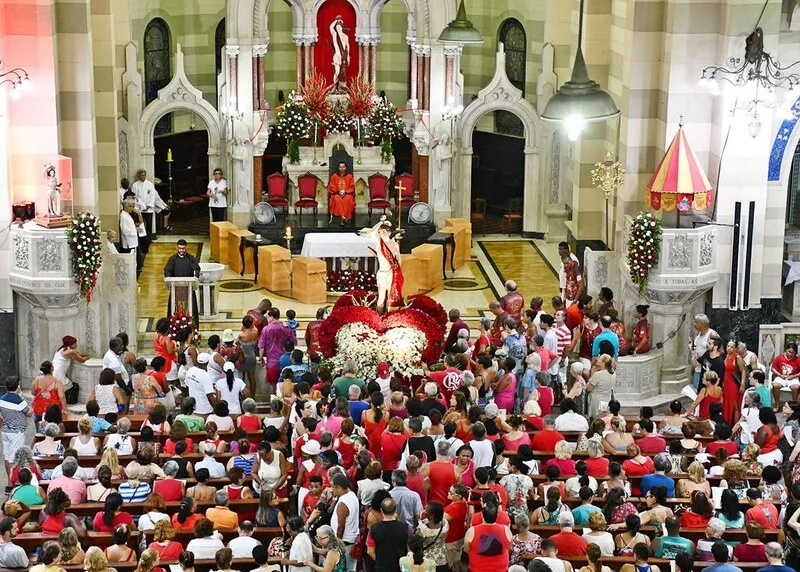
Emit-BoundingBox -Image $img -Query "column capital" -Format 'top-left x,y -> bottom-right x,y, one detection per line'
414,44 -> 431,57
356,34 -> 381,46
252,43 -> 269,57
443,44 -> 463,58
225,45 -> 240,57
292,34 -> 317,46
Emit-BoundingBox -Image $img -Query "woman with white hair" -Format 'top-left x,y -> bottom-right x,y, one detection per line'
691,313 -> 717,390
566,361 -> 587,414
461,371 -> 478,403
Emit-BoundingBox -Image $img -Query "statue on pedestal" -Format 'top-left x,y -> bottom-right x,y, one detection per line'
330,15 -> 351,93
45,162 -> 62,217
360,216 -> 404,313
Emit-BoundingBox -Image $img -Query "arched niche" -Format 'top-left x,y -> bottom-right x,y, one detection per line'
456,45 -> 543,235
139,44 -> 221,180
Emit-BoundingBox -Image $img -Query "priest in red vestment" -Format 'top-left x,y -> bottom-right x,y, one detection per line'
328,162 -> 355,225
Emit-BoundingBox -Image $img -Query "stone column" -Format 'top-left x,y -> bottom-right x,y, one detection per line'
408,41 -> 418,107
304,44 -> 314,83
226,46 -> 240,109
295,43 -> 304,92
368,39 -> 379,86
443,44 -> 463,105
414,45 -> 431,110
252,44 -> 269,111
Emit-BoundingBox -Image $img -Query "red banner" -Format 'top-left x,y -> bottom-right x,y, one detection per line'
314,0 -> 359,90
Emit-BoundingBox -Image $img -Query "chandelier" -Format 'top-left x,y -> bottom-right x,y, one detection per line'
0,60 -> 31,99
698,27 -> 800,137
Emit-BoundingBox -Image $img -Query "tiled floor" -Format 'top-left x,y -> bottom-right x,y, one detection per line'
134,234 -> 560,343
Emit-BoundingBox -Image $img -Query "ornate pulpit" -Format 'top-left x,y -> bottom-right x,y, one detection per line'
165,277 -> 198,317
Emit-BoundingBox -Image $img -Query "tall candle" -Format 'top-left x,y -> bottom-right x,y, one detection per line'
286,226 -> 293,239
167,148 -> 173,161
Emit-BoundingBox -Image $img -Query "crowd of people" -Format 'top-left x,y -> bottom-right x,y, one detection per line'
2,264 -> 800,572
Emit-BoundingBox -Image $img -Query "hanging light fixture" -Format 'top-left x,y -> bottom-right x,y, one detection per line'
0,60 -> 31,100
438,0 -> 483,45
541,0 -> 620,140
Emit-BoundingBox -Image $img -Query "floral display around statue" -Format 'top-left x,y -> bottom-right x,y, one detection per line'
318,292 -> 446,379
326,99 -> 356,134
274,91 -> 312,163
346,76 -> 375,144
327,269 -> 377,293
65,211 -> 102,301
627,211 -> 663,295
168,303 -> 198,341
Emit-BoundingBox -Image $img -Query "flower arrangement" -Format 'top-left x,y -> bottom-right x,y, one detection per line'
327,269 -> 377,293
302,72 -> 332,123
167,303 -> 196,341
326,99 -> 355,134
627,211 -> 663,295
318,292 -> 446,378
65,211 -> 102,301
274,91 -> 312,163
346,76 -> 374,142
368,98 -> 406,142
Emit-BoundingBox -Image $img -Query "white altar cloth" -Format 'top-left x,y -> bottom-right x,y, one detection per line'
300,233 -> 375,259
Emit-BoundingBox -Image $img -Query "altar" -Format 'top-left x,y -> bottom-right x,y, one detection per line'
282,133 -> 395,215
300,231 -> 377,272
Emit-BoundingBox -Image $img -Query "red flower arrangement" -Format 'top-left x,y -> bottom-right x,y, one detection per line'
327,269 -> 377,293
303,72 -> 332,123
167,304 -> 197,341
346,76 -> 375,121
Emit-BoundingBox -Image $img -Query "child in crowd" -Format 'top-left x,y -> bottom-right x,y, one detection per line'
85,400 -> 112,433
285,309 -> 299,336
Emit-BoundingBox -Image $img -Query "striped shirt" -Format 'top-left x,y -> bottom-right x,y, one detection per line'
554,325 -> 572,358
231,454 -> 254,476
0,393 -> 30,433
118,480 -> 152,503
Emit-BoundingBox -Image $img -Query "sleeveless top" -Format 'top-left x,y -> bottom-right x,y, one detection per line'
467,523 -> 510,570
32,378 -> 61,416
52,349 -> 72,387
208,352 -> 225,380
539,504 -> 564,525
95,384 -> 118,415
225,484 -> 244,500
73,435 -> 98,456
41,513 -> 67,533
255,451 -> 283,493
698,390 -> 722,419
761,425 -> 782,454
153,334 -> 176,374
232,454 -> 255,476
239,414 -> 260,431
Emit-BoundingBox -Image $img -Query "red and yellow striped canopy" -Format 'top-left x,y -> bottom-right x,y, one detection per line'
645,126 -> 714,212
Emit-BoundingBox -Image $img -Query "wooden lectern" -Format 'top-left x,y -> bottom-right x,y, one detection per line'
165,277 -> 199,317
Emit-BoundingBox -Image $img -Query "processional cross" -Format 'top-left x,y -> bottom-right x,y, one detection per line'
394,180 -> 406,234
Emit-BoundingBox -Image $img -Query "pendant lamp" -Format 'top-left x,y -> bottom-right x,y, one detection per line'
438,0 -> 483,45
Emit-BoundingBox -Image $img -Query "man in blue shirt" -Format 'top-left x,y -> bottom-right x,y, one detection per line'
640,454 -> 675,497
592,315 -> 619,357
706,541 -> 744,572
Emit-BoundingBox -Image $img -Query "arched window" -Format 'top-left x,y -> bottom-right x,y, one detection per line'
215,19 -> 226,106
496,18 -> 526,137
144,18 -> 171,133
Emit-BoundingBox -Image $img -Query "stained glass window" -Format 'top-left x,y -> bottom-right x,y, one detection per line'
496,18 -> 526,137
215,19 -> 226,108
144,18 -> 172,134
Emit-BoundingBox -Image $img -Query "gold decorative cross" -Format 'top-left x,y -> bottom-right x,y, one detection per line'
395,180 -> 406,232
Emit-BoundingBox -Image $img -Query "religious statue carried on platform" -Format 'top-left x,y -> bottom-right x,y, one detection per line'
328,161 -> 355,225
330,15 -> 350,93
44,162 -> 62,217
361,215 -> 404,313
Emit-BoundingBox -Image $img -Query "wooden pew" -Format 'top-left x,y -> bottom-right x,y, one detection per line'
24,497 -> 263,520
35,452 -> 237,470
34,429 -> 267,446
14,530 -> 139,553
529,525 -> 779,544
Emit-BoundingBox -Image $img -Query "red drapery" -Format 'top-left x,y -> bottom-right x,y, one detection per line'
314,0 -> 359,88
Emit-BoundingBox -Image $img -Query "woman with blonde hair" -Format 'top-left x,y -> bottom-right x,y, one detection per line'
96,448 -> 126,481
58,526 -> 85,564
544,440 -> 577,476
685,370 -> 723,420
677,461 -> 712,497
134,549 -> 159,572
586,353 -> 616,418
602,416 -> 634,454
83,546 -> 117,572
742,443 -> 763,474
721,459 -> 750,499
583,511 -> 614,556
70,417 -> 100,456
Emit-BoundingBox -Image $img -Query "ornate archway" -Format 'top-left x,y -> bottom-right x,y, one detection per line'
138,44 -> 221,181
455,46 -> 543,234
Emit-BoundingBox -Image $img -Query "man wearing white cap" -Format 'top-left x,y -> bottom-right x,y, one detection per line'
186,352 -> 217,415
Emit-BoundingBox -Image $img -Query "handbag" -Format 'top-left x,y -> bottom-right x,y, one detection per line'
349,539 -> 364,559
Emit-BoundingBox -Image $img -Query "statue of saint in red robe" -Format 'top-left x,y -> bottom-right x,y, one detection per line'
328,162 -> 355,225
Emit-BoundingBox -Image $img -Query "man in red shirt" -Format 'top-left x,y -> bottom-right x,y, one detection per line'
500,280 -> 525,323
565,294 -> 591,333
444,308 -> 470,353
771,341 -> 800,408
745,489 -> 779,528
425,354 -> 463,402
634,418 -> 667,455
530,415 -> 564,451
549,511 -> 588,556
488,301 -> 508,347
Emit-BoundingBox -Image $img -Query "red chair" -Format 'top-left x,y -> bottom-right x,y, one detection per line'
367,173 -> 391,219
266,173 -> 289,212
295,172 -> 319,218
395,173 -> 416,209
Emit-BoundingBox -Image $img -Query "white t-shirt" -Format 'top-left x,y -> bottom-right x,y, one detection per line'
186,537 -> 225,560
288,532 -> 314,572
554,411 -> 589,432
186,366 -> 215,414
138,511 -> 169,531
469,439 -> 495,468
103,350 -> 128,382
228,536 -> 262,559
208,178 -> 228,208
214,377 -> 246,415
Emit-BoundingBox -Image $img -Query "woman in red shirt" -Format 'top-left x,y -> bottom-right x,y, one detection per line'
153,460 -> 185,501
585,441 -> 610,477
621,444 -> 654,495
443,484 -> 470,565
466,504 -> 511,571
148,519 -> 184,561
755,408 -> 783,458
380,417 -> 409,481
163,421 -> 194,455
92,492 -> 134,532
679,490 -> 714,528
171,497 -> 204,531
473,318 -> 492,358
363,393 -> 388,459
544,441 -> 577,476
